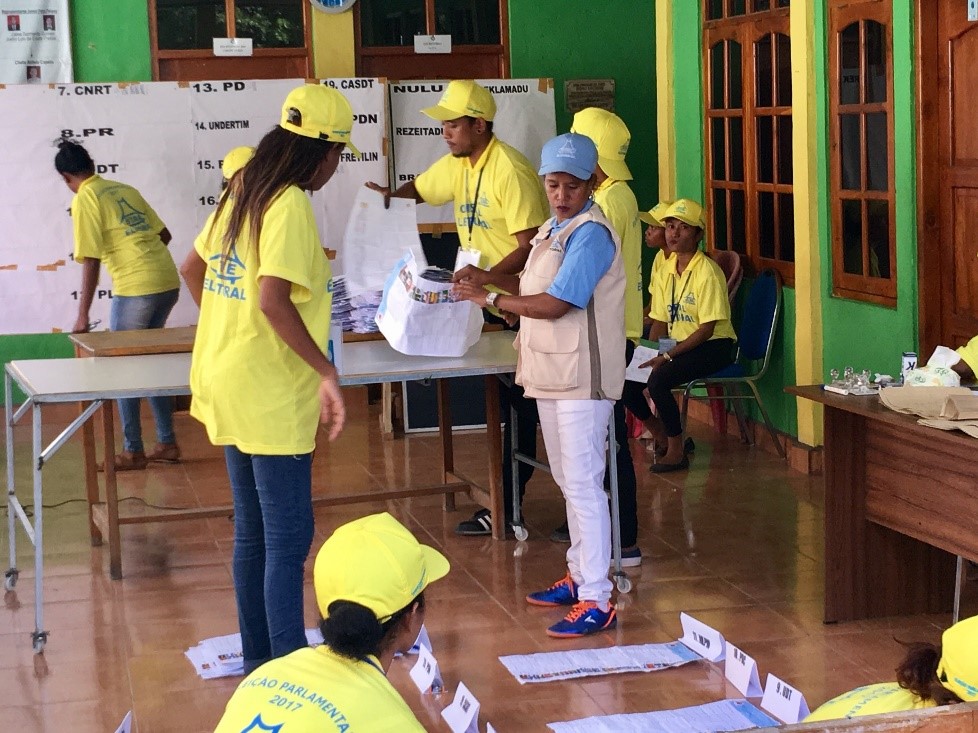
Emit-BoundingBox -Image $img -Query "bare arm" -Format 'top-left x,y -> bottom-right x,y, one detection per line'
180,249 -> 206,309
454,279 -> 571,320
641,321 -> 719,370
453,227 -> 537,288
72,258 -> 100,333
364,180 -> 423,207
259,276 -> 346,441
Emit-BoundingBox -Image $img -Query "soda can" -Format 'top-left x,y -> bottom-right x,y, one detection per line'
902,351 -> 917,377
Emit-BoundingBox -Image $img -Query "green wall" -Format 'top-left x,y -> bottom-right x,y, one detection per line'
508,1 -> 658,215
818,0 -> 918,379
70,0 -> 153,82
668,3 -> 797,436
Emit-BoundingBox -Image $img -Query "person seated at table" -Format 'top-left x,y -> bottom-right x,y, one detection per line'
641,199 -> 736,473
214,512 -> 449,732
455,133 -> 624,638
804,614 -> 978,722
55,139 -> 182,470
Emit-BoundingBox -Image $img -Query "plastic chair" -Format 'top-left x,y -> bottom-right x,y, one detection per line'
680,268 -> 786,458
706,250 -> 744,434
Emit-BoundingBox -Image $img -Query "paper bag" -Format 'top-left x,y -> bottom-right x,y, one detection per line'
940,394 -> 978,420
375,251 -> 483,357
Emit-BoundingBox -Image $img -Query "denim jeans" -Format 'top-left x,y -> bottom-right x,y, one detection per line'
224,446 -> 315,672
110,288 -> 180,453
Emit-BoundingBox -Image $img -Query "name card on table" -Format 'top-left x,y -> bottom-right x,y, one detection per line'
679,612 -> 726,662
409,624 -> 432,654
409,644 -> 444,694
441,681 -> 481,733
487,724 -> 497,733
114,711 -> 133,733
725,643 -> 763,697
760,673 -> 810,724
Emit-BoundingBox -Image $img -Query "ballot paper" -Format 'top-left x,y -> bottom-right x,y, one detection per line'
186,628 -> 324,679
625,345 -> 658,383
547,699 -> 778,733
342,186 -> 427,297
498,641 -> 700,684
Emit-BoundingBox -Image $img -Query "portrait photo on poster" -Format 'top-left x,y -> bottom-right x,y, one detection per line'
43,14 -> 55,31
7,14 -> 20,31
26,65 -> 41,82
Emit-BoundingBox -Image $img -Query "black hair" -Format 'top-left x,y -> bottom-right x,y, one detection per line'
895,641 -> 964,706
211,126 -> 342,269
320,592 -> 425,661
463,116 -> 493,135
54,139 -> 95,176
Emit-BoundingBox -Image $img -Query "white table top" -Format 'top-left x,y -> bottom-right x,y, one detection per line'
6,331 -> 517,403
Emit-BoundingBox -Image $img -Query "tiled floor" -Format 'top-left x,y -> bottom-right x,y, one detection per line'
1,401 -> 973,732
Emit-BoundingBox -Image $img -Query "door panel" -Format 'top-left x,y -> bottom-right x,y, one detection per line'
938,4 -> 978,349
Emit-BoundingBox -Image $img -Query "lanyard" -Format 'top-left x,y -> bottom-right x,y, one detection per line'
464,168 -> 485,244
360,656 -> 386,677
669,269 -> 693,326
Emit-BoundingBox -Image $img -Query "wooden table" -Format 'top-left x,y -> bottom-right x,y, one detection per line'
787,386 -> 967,623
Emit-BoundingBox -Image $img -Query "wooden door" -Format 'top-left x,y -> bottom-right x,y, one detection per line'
918,1 -> 978,355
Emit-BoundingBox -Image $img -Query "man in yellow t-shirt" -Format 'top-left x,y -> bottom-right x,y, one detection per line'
643,199 -> 737,472
214,513 -> 450,733
367,80 -> 550,537
56,139 -> 181,470
562,107 -> 641,563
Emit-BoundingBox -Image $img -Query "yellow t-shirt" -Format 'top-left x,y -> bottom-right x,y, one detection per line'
414,136 -> 549,268
214,646 -> 426,733
647,248 -> 671,297
650,250 -> 736,343
594,178 -> 642,341
956,335 -> 978,378
71,175 -> 179,297
804,683 -> 937,722
190,186 -> 333,455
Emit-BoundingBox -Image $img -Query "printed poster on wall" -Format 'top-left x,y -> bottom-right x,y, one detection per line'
0,78 -> 386,335
0,1 -> 72,84
388,78 -> 556,227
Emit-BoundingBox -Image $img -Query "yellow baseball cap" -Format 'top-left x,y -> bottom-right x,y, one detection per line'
221,146 -> 254,179
313,512 -> 450,622
422,80 -> 496,122
639,201 -> 672,227
280,84 -> 361,157
937,615 -> 978,702
570,107 -> 632,181
662,198 -> 706,229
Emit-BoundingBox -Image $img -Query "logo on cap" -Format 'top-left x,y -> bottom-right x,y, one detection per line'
557,139 -> 578,158
286,107 -> 302,126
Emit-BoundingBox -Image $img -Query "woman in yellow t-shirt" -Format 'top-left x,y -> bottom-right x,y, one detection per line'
215,513 -> 449,733
56,139 -> 182,470
641,199 -> 736,472
805,615 -> 978,722
180,85 -> 354,674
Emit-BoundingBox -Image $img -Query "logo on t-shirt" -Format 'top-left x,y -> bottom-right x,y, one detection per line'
204,249 -> 247,301
116,196 -> 151,236
240,714 -> 283,733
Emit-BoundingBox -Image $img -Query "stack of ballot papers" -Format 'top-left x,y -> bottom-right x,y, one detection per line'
186,629 -> 324,680
331,277 -> 382,334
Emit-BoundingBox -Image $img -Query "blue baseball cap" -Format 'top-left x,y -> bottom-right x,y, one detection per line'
538,133 -> 598,181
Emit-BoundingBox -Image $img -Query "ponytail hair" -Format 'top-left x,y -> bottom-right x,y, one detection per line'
896,641 -> 964,706
54,139 -> 95,176
320,593 -> 425,661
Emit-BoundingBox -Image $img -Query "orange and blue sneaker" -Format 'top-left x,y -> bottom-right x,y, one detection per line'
546,601 -> 617,638
526,573 -> 579,607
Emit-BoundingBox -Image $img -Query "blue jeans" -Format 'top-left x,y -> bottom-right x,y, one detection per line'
224,446 -> 315,672
110,288 -> 180,453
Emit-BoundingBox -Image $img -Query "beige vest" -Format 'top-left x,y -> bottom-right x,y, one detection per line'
515,205 -> 625,400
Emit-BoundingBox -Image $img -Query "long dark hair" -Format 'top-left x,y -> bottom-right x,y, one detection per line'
210,126 -> 340,268
895,641 -> 964,706
54,139 -> 95,176
320,592 -> 425,661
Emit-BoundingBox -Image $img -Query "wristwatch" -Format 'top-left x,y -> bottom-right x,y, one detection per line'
485,292 -> 499,308
662,352 -> 673,361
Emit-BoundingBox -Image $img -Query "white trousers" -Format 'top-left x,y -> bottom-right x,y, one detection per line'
537,398 -> 614,604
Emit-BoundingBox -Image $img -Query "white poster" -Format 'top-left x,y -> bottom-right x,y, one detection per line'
0,1 -> 72,84
0,78 -> 387,335
388,79 -> 556,227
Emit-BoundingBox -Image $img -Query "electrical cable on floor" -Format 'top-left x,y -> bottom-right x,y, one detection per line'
1,495 -> 217,519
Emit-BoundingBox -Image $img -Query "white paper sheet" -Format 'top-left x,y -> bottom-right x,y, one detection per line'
548,699 -> 778,733
626,345 -> 658,383
341,186 -> 426,297
499,641 -> 700,685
